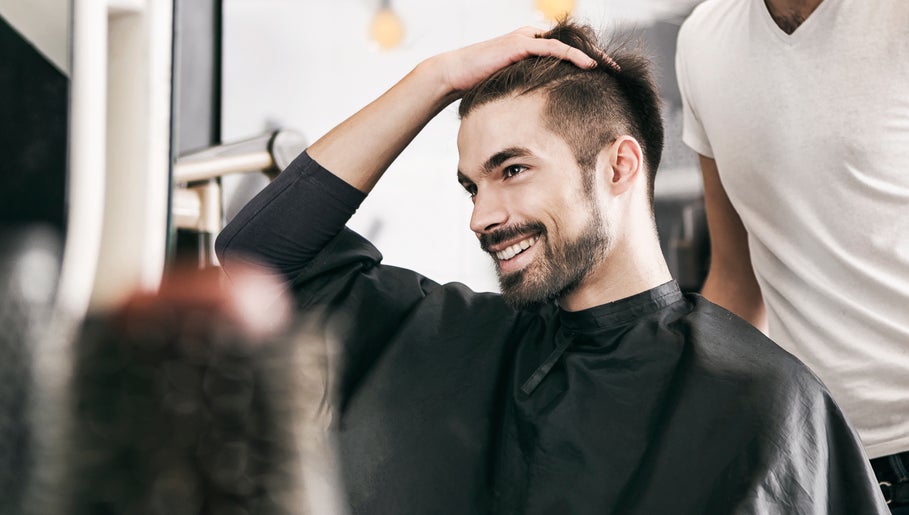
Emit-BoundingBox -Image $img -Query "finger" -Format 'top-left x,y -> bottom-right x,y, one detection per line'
567,46 -> 599,69
513,26 -> 544,37
532,38 -> 597,69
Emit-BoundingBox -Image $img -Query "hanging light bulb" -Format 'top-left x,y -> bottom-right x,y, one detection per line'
535,0 -> 576,21
370,0 -> 405,51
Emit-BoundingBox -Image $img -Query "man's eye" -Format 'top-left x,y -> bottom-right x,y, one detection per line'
503,165 -> 527,178
463,184 -> 477,197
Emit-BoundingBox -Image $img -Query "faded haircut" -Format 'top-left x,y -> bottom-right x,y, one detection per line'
458,20 -> 664,203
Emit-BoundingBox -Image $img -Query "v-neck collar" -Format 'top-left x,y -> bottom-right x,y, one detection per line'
755,0 -> 835,45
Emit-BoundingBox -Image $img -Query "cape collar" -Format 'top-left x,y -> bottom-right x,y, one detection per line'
558,280 -> 684,334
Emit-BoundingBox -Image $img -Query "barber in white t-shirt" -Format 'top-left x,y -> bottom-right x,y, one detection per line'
676,0 -> 909,510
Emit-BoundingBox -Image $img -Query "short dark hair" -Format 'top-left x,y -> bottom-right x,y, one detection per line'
458,21 -> 664,202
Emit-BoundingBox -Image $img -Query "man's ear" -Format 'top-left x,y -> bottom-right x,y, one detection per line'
605,136 -> 643,195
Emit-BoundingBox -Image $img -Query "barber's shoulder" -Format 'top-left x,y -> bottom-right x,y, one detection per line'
677,0 -> 749,47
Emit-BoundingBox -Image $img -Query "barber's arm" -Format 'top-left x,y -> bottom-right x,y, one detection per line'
308,27 -> 597,194
698,154 -> 768,333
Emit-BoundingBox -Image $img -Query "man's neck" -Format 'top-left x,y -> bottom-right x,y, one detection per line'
763,0 -> 824,34
559,236 -> 672,312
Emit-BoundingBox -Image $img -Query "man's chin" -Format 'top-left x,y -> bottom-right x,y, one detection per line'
500,290 -> 547,310
498,267 -> 587,310
498,272 -> 552,310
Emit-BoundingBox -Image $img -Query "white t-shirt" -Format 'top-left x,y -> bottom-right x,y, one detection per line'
676,0 -> 909,458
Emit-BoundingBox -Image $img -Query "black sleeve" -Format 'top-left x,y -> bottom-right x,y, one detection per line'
214,151 -> 366,281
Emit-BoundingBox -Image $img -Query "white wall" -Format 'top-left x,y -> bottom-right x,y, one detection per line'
222,0 -> 689,293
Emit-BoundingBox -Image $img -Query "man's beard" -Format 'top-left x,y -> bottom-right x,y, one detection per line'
480,207 -> 610,310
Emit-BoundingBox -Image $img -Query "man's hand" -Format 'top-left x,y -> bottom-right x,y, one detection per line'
432,27 -> 598,94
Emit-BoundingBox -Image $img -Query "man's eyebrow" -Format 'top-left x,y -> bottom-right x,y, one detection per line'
482,147 -> 533,176
457,147 -> 534,182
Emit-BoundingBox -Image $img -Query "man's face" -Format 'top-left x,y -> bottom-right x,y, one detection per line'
457,93 -> 611,308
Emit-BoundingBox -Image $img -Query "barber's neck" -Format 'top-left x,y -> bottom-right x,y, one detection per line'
763,0 -> 824,34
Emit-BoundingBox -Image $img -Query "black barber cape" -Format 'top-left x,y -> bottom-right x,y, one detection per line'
294,228 -> 886,515
217,152 -> 885,513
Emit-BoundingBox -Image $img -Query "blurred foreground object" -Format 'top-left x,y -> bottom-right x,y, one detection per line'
62,264 -> 346,515
0,226 -> 63,515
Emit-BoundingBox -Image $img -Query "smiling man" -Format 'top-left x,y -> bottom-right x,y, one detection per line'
216,21 -> 885,515
459,102 -> 615,310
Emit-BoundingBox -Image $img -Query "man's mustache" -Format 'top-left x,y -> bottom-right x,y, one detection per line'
479,222 -> 546,253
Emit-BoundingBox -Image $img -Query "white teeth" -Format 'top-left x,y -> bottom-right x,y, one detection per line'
494,236 -> 538,261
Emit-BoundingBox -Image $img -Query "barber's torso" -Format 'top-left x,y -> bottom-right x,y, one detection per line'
677,0 -> 909,457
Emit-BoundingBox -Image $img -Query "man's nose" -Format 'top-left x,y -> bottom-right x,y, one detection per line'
469,189 -> 509,235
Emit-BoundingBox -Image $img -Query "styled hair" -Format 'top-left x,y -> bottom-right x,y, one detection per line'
458,21 -> 664,202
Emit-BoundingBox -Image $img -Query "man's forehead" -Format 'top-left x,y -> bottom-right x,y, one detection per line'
457,94 -> 552,175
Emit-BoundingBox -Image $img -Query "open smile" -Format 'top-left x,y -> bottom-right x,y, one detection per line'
494,235 -> 540,261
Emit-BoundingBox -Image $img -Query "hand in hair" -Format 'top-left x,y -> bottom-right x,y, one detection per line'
431,26 -> 598,94
306,23 -> 598,194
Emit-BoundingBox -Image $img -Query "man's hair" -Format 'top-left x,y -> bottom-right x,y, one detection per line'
459,21 -> 664,202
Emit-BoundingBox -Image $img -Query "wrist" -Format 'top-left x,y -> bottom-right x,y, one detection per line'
413,55 -> 462,109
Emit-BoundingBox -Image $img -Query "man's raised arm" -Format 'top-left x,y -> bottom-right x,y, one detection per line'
215,28 -> 596,279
